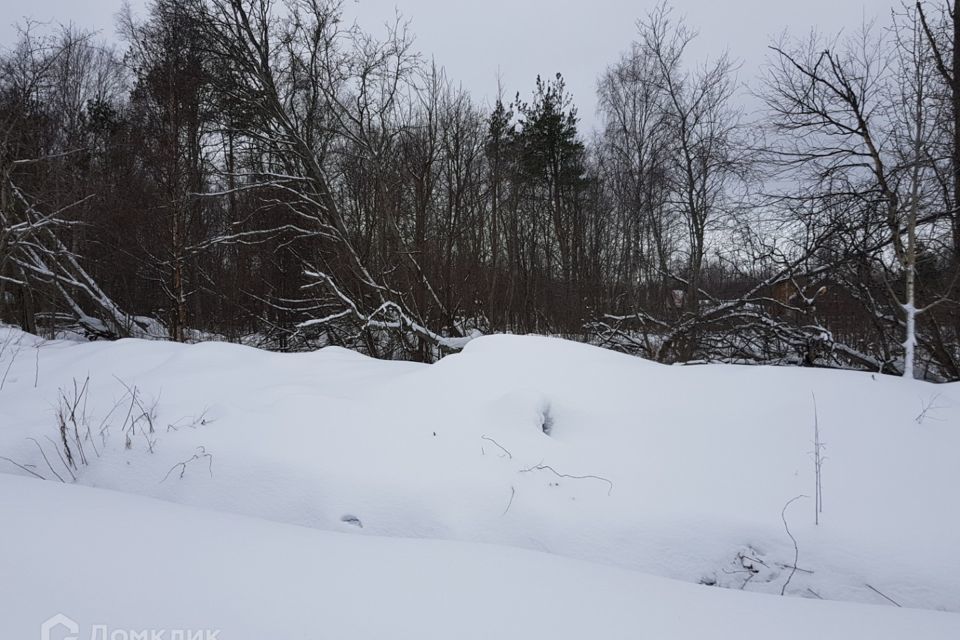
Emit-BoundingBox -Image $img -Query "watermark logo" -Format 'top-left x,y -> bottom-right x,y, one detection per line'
41,614 -> 79,640
39,615 -> 220,640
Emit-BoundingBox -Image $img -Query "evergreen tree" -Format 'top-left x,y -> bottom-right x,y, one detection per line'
512,74 -> 588,324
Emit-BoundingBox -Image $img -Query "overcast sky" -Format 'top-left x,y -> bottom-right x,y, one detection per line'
2,0 -> 899,130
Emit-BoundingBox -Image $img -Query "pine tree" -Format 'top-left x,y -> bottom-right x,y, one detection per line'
512,74 -> 588,325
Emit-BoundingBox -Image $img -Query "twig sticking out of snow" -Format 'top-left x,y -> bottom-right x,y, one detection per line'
481,435 -> 512,459
113,376 -> 159,453
865,583 -> 902,607
42,436 -> 75,480
780,495 -> 808,596
26,437 -> 68,482
161,447 -> 214,482
502,486 -> 516,516
915,393 -> 948,424
0,455 -> 46,480
775,562 -> 813,574
56,376 -> 92,469
724,551 -> 767,590
811,393 -> 825,525
520,462 -> 614,496
167,409 -> 214,432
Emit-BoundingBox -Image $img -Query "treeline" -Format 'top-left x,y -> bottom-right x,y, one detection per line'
1,0 -> 959,379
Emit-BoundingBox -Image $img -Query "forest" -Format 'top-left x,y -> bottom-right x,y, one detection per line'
1,0 -> 959,380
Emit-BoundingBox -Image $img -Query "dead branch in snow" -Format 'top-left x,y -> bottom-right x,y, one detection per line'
167,409 -> 214,432
520,461 -> 614,496
481,435 -> 513,459
780,495 -> 808,596
865,583 -> 902,607
161,446 -> 214,483
502,486 -> 516,516
915,393 -> 949,424
26,437 -> 68,482
0,455 -> 46,480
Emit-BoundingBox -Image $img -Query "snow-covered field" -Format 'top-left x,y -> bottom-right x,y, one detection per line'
5,475 -> 959,640
1,326 -> 959,638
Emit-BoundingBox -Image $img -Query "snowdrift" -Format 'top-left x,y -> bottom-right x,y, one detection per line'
1,326 -> 958,619
3,475 -> 958,640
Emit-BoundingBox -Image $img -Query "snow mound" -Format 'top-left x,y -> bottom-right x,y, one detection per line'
1,326 -> 959,614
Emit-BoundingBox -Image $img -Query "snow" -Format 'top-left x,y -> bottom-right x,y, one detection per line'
1,325 -> 959,636
4,474 -> 958,640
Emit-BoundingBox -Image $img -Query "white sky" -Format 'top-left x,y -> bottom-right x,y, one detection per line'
2,0 -> 900,130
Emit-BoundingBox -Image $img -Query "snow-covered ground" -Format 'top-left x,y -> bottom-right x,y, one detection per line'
5,474 -> 959,640
1,326 -> 959,637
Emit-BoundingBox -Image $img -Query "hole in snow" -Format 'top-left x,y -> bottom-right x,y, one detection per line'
340,515 -> 363,528
483,390 -> 555,436
540,404 -> 554,436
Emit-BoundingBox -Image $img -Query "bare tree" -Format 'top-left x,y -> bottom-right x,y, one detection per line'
764,9 -> 958,378
1,25 -> 140,338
